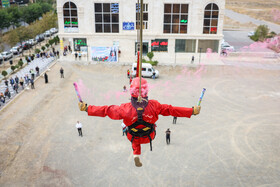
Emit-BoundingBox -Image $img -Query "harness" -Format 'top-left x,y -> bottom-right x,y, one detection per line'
127,97 -> 156,151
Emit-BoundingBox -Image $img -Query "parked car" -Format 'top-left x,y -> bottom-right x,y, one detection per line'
44,31 -> 51,37
0,54 -> 3,63
131,63 -> 159,78
10,46 -> 23,55
22,41 -> 31,50
221,44 -> 235,52
50,28 -> 58,34
1,51 -> 13,61
28,39 -> 37,46
35,34 -> 44,43
248,31 -> 255,37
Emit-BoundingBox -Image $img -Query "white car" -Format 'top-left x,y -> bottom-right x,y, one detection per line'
248,31 -> 255,37
44,31 -> 51,37
1,51 -> 13,61
50,28 -> 58,34
221,44 -> 235,52
10,46 -> 23,55
0,54 -> 3,63
131,63 -> 159,78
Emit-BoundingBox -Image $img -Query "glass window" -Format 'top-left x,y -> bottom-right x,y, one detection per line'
73,38 -> 87,51
136,3 -> 148,29
95,3 -> 119,33
203,3 -> 219,34
163,4 -> 188,34
198,40 -> 219,53
63,2 -> 78,32
175,39 -> 196,53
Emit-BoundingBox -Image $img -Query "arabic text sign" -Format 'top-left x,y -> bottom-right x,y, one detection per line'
123,22 -> 135,30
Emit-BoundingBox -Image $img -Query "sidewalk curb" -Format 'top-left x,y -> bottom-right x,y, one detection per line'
0,59 -> 58,113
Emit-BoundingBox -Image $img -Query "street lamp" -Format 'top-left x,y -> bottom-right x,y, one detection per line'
199,47 -> 202,64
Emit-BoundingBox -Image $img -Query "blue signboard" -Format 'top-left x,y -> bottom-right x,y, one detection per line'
123,22 -> 135,30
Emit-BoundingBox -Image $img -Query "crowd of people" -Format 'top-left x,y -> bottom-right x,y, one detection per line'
0,52 -> 59,108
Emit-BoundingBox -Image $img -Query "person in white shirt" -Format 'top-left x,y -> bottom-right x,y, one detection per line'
76,121 -> 83,137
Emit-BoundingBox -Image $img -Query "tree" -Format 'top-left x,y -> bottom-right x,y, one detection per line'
251,25 -> 270,42
7,6 -> 22,28
46,43 -> 50,48
40,3 -> 53,14
11,65 -> 16,72
2,70 -> 8,79
3,29 -> 20,47
0,9 -> 11,33
41,46 -> 46,51
147,52 -> 154,61
18,60 -> 24,68
22,3 -> 43,24
17,26 -> 32,45
35,48 -> 41,54
48,39 -> 54,46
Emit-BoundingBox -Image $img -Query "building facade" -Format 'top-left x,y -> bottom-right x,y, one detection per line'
57,0 -> 225,64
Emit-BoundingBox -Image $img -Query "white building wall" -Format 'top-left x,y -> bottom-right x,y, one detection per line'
57,0 -> 225,65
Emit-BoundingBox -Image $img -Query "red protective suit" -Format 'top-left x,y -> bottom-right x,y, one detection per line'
87,99 -> 193,155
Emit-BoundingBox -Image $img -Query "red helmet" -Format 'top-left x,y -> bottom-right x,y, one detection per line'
130,77 -> 148,97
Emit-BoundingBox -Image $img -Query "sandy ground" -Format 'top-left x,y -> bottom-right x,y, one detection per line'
0,60 -> 280,186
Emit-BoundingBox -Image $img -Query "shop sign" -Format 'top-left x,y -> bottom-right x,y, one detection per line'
74,38 -> 87,51
151,39 -> 168,52
123,22 -> 134,30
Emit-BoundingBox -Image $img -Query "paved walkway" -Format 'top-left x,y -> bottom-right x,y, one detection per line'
0,57 -> 56,109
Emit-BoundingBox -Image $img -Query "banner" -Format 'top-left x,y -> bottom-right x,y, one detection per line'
2,0 -> 10,8
91,46 -> 118,62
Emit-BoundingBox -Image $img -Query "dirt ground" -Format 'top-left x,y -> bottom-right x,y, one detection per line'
0,60 -> 280,186
226,0 -> 280,25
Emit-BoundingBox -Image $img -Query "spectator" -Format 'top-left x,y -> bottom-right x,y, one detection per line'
76,121 -> 83,137
0,92 -> 5,104
4,79 -> 9,87
165,128 -> 171,145
173,117 -> 177,124
191,56 -> 194,64
14,83 -> 19,93
19,77 -> 24,89
15,76 -> 19,84
35,66 -> 40,76
10,77 -> 15,88
60,67 -> 64,78
44,73 -> 48,84
30,79 -> 35,89
75,52 -> 78,59
78,51 -> 82,60
57,51 -> 60,58
123,85 -> 127,92
24,74 -> 29,85
4,88 -> 11,99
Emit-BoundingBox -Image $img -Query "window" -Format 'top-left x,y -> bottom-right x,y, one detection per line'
63,2 -> 78,32
136,3 -> 148,29
74,38 -> 87,51
95,3 -> 119,33
135,42 -> 149,55
151,39 -> 168,52
163,4 -> 188,34
198,40 -> 219,53
203,3 -> 219,34
175,39 -> 196,53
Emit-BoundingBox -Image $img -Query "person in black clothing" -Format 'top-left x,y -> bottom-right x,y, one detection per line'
173,116 -> 177,124
75,52 -> 78,59
44,73 -> 48,83
60,67 -> 64,78
4,88 -> 11,99
57,51 -> 60,58
30,79 -> 35,89
191,56 -> 194,64
14,83 -> 19,93
35,66 -> 40,76
4,79 -> 8,87
15,76 -> 19,84
166,128 -> 171,144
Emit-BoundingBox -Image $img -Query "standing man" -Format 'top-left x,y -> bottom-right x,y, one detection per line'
75,51 -> 78,59
127,69 -> 130,78
76,121 -> 83,137
173,117 -> 177,124
165,128 -> 171,145
191,56 -> 194,64
30,78 -> 35,89
60,67 -> 64,78
44,73 -> 48,84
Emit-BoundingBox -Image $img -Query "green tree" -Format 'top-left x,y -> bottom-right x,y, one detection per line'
22,3 -> 43,24
18,60 -> 24,68
11,65 -> 16,72
3,29 -> 20,47
0,9 -> 11,33
147,52 -> 154,61
7,6 -> 22,28
17,26 -> 32,45
252,25 -> 270,42
40,3 -> 53,14
48,39 -> 54,46
46,43 -> 50,48
35,48 -> 41,53
41,46 -> 46,51
2,70 -> 8,79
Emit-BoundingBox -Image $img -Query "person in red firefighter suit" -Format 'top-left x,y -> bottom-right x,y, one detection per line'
78,77 -> 201,167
